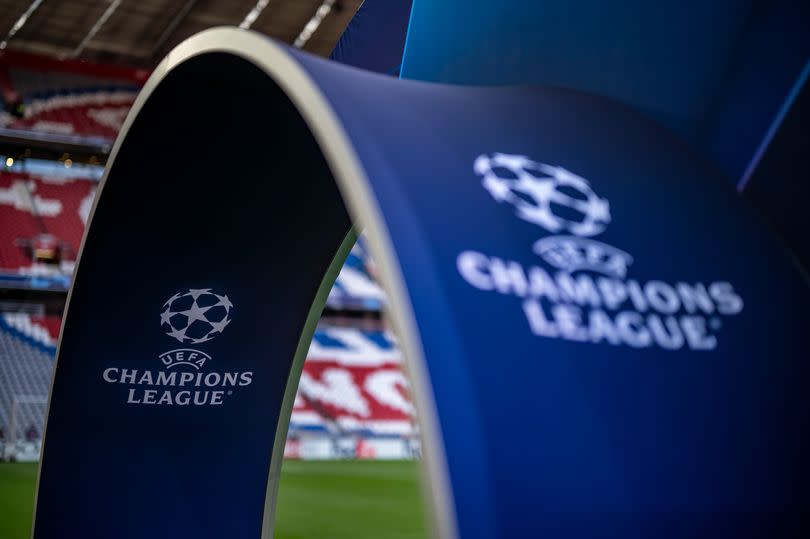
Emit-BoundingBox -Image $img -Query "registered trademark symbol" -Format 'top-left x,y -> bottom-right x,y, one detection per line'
227,390 -> 233,395
709,317 -> 722,330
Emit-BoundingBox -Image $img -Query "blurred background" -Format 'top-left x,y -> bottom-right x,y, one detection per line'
0,1 -> 425,538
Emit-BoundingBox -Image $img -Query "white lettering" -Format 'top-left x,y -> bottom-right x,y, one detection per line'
204,372 -> 221,387
490,257 -> 528,296
126,388 -> 141,403
676,282 -> 714,314
156,371 -> 176,386
710,282 -> 744,315
120,369 -> 137,384
551,304 -> 588,341
588,309 -> 621,345
681,316 -> 717,350
648,315 -> 684,350
457,251 -> 494,291
527,266 -> 559,301
616,312 -> 652,348
555,272 -> 600,307
645,281 -> 680,314
597,278 -> 627,310
523,299 -> 558,337
103,368 -> 118,383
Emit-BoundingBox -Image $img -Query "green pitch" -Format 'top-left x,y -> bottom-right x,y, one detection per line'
0,460 -> 427,539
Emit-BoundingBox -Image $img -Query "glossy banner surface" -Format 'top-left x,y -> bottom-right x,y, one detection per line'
401,0 -> 810,188
34,29 -> 809,539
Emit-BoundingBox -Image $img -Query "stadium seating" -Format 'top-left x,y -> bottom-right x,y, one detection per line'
1,87 -> 138,141
291,327 -> 415,436
0,171 -> 96,279
327,240 -> 387,310
0,314 -> 54,446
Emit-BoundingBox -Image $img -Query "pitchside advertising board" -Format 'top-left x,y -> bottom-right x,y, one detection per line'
34,30 -> 809,539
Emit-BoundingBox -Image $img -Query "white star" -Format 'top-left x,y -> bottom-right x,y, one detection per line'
159,309 -> 173,325
167,325 -> 188,342
482,176 -> 513,202
215,294 -> 233,311
182,301 -> 212,324
520,176 -> 557,204
588,198 -> 611,222
187,288 -> 211,300
496,153 -> 533,172
163,291 -> 183,308
209,317 -> 231,334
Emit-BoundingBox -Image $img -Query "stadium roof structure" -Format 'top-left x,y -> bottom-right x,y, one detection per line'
0,0 -> 363,65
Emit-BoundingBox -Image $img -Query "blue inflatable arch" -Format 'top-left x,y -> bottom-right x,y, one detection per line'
33,27 -> 810,539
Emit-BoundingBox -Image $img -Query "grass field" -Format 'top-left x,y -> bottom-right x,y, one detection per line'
0,460 -> 427,539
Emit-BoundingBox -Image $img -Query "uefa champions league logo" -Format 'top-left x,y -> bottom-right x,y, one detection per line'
101,287 -> 253,406
475,153 -> 611,237
457,152 -> 744,351
475,152 -> 632,278
160,288 -> 233,344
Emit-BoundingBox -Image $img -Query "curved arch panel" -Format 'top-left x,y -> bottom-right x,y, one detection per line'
34,29 -> 810,539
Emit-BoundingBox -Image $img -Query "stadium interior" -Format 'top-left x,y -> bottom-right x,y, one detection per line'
2,1 -> 808,538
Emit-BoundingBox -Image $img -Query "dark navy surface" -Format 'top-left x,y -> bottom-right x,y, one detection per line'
34,54 -> 351,538
293,48 -> 810,538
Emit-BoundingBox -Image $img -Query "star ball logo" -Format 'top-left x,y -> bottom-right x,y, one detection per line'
458,153 -> 744,351
160,288 -> 233,344
475,153 -> 611,238
101,287 -> 253,406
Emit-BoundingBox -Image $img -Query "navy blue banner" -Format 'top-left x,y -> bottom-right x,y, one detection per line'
34,29 -> 809,539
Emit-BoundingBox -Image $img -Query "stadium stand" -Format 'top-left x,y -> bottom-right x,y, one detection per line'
1,62 -> 140,142
0,314 -> 54,460
0,170 -> 94,284
327,239 -> 386,310
292,327 -> 414,437
0,172 -> 42,273
1,87 -> 137,140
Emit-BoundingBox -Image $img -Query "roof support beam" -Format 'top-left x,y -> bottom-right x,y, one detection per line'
0,0 -> 46,50
149,0 -> 199,62
294,0 -> 336,49
72,0 -> 124,58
